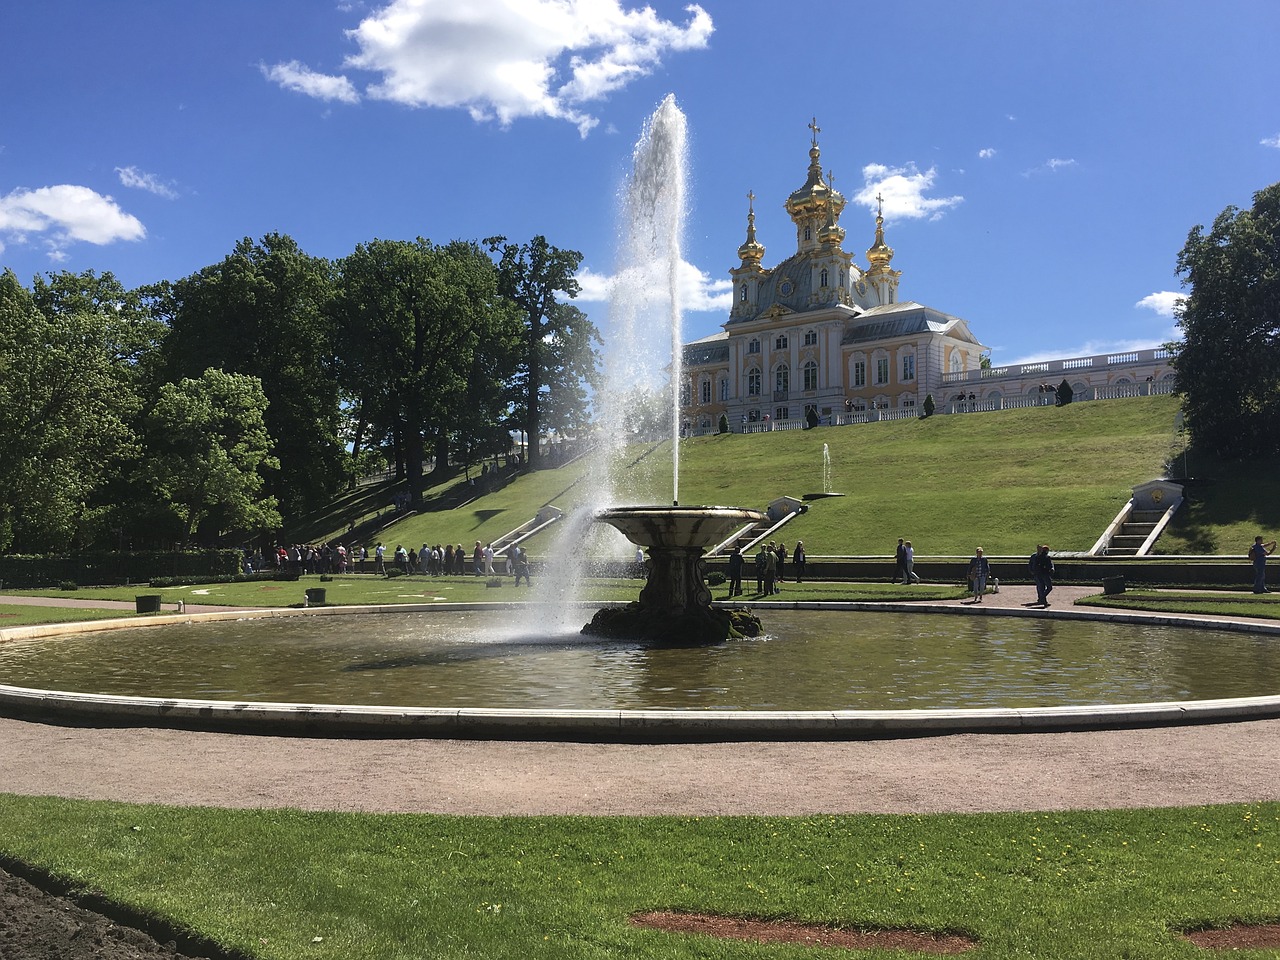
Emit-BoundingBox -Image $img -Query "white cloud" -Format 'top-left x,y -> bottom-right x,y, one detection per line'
261,59 -> 360,104
1136,291 -> 1186,318
854,163 -> 963,221
336,0 -> 713,136
115,165 -> 178,199
978,147 -> 996,159
1262,133 -> 1280,149
576,259 -> 731,313
1023,157 -> 1078,177
0,185 -> 145,260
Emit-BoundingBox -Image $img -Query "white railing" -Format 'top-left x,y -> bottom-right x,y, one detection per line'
941,345 -> 1172,387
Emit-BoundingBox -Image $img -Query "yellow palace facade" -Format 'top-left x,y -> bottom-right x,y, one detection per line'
680,125 -> 987,431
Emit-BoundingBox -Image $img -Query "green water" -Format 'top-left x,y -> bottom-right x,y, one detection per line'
0,609 -> 1276,711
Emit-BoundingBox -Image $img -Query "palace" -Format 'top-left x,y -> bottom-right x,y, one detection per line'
680,123 -> 1174,433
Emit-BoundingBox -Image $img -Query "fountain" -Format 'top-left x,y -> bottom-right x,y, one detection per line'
574,94 -> 764,644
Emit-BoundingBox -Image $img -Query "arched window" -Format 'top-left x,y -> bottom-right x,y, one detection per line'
747,368 -> 762,396
820,267 -> 828,288
775,333 -> 788,351
739,283 -> 748,302
775,363 -> 790,394
950,350 -> 963,374
748,338 -> 761,355
803,226 -> 811,241
699,379 -> 711,404
718,377 -> 730,401
803,360 -> 819,391
804,329 -> 818,346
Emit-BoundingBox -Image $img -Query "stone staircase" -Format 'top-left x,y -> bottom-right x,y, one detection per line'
1090,480 -> 1184,557
1103,509 -> 1164,556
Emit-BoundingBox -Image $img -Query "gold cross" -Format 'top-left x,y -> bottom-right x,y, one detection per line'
876,192 -> 884,217
808,117 -> 820,145
747,189 -> 756,212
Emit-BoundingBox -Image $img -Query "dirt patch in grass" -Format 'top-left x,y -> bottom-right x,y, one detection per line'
631,910 -> 977,953
1184,923 -> 1280,950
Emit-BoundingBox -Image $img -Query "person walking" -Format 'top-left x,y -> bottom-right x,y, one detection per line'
893,538 -> 906,583
513,546 -> 532,587
374,542 -> 386,575
967,547 -> 991,603
793,541 -> 807,583
1030,544 -> 1055,606
902,540 -> 921,584
727,546 -> 744,598
763,543 -> 779,595
1249,535 -> 1277,593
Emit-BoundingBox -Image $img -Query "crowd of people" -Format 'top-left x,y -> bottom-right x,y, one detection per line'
260,539 -> 532,584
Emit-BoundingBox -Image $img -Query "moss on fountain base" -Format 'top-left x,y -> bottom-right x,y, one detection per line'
581,603 -> 763,645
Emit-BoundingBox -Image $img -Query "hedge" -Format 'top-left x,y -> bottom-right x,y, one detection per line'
0,550 -> 242,589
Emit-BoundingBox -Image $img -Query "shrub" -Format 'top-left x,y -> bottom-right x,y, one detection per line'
718,413 -> 729,434
57,580 -> 78,591
706,571 -> 726,585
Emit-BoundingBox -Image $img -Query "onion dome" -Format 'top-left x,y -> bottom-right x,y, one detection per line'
785,118 -> 845,226
737,190 -> 765,263
817,169 -> 846,246
866,195 -> 895,273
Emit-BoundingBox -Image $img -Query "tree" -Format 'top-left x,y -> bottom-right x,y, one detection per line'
331,238 -> 520,503
163,234 -> 344,521
1172,182 -> 1280,458
0,269 -> 154,551
1055,379 -> 1074,406
485,235 -> 598,469
144,368 -> 281,543
922,393 -> 936,418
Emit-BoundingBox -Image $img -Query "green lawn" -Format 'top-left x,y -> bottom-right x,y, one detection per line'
1,576 -> 966,612
0,604 -> 129,627
1078,589 -> 1280,620
337,395 -> 1180,559
0,795 -> 1275,959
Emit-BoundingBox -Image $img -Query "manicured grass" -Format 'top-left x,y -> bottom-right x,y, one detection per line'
0,604 -> 129,627
0,795 -> 1276,959
331,396 -> 1179,559
1078,590 -> 1280,620
1154,448 -> 1280,555
1,576 -> 966,610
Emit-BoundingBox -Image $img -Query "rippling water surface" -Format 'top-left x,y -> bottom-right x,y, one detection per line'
0,609 -> 1276,710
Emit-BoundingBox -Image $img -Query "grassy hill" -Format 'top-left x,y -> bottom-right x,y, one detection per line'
338,395 -> 1182,557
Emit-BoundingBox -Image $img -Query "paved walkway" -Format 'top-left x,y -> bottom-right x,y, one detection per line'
3,583 -> 1280,816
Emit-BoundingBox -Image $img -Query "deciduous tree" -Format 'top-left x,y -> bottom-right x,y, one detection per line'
0,270 -> 152,551
1172,182 -> 1280,457
144,368 -> 281,543
485,236 -> 598,468
331,238 -> 519,502
163,234 -> 344,520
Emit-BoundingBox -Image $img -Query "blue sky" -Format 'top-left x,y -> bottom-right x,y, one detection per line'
3,0 -> 1278,364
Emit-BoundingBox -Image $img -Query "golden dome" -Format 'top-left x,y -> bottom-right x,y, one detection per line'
785,118 -> 844,223
737,190 -> 765,263
866,197 -> 894,272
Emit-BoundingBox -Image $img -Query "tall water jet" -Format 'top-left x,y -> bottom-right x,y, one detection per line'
578,95 -> 764,644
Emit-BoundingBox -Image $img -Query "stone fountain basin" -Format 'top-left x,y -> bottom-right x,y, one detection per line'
595,505 -> 763,549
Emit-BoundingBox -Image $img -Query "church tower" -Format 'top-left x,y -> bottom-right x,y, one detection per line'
729,191 -> 767,320
783,119 -> 854,308
864,194 -> 901,304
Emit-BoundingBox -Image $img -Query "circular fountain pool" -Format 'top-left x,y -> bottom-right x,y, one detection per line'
3,606 -> 1280,739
